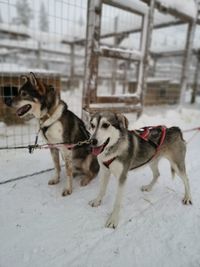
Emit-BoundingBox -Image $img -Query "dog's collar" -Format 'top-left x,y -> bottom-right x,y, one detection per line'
103,157 -> 116,168
40,103 -> 64,128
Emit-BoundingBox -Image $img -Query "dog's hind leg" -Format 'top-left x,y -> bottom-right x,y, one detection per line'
48,148 -> 61,185
170,158 -> 192,205
80,154 -> 97,186
141,159 -> 160,192
89,164 -> 110,207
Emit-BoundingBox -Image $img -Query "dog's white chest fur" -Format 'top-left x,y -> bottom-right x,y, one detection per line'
44,121 -> 63,143
43,121 -> 72,160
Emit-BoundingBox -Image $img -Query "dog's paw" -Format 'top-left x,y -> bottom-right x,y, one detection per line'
141,184 -> 152,192
89,198 -> 101,207
48,178 -> 59,185
182,196 -> 192,205
80,177 -> 90,187
105,213 -> 119,229
62,188 -> 72,196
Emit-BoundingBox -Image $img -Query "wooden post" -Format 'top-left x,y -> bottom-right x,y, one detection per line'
152,57 -> 157,77
70,43 -> 75,89
179,19 -> 197,106
122,61 -> 128,94
37,41 -> 42,68
111,16 -> 118,95
191,50 -> 200,104
138,0 -> 155,115
82,0 -> 102,118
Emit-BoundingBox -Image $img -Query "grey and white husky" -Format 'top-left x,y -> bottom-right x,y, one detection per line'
5,73 -> 99,196
89,111 -> 192,228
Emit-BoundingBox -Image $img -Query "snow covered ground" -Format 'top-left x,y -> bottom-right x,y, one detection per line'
1,98 -> 200,267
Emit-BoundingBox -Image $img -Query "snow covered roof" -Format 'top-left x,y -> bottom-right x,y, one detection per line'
0,23 -> 64,43
153,0 -> 197,20
129,77 -> 179,83
0,23 -> 30,38
104,0 -> 148,15
141,0 -> 198,22
0,63 -> 60,76
0,38 -> 85,58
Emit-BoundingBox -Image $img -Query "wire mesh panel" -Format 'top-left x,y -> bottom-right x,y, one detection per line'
0,0 -> 199,154
0,0 -> 87,152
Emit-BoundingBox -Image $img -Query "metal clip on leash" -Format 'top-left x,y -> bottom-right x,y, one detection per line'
28,129 -> 41,154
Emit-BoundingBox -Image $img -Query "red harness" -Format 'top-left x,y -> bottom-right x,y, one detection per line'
135,125 -> 166,151
103,125 -> 167,169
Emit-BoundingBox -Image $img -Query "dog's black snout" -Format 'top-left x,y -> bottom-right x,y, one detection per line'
90,138 -> 98,146
3,86 -> 18,107
4,97 -> 13,107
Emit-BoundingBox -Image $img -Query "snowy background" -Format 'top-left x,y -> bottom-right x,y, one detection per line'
1,90 -> 200,267
1,0 -> 200,266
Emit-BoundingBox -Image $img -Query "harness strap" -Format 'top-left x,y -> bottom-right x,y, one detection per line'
103,157 -> 116,168
156,126 -> 166,152
139,127 -> 150,141
102,125 -> 167,169
130,129 -> 158,149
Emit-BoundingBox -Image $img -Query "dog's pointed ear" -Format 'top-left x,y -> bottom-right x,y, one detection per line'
20,75 -> 28,82
29,72 -> 46,95
82,107 -> 92,127
116,113 -> 129,129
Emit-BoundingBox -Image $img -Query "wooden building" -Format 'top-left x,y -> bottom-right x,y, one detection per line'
128,78 -> 180,105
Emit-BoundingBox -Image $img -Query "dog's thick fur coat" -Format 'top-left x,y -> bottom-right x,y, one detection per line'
89,111 -> 192,228
5,73 -> 99,195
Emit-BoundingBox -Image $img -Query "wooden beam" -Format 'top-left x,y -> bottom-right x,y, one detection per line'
95,95 -> 140,104
88,103 -> 142,114
179,20 -> 197,105
140,0 -> 155,113
62,20 -> 184,46
191,50 -> 200,103
151,49 -> 197,58
122,61 -> 128,93
103,0 -> 148,16
141,0 -> 197,22
0,28 -> 30,39
96,46 -> 142,61
82,0 -> 102,115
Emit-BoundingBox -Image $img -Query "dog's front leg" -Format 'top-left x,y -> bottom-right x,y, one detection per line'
48,148 -> 61,185
89,163 -> 110,207
105,163 -> 127,229
62,150 -> 73,196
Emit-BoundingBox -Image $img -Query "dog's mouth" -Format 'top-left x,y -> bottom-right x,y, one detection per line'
16,104 -> 32,117
92,138 -> 110,156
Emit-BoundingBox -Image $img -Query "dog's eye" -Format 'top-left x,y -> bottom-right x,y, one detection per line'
20,91 -> 27,97
90,123 -> 95,129
102,123 -> 110,129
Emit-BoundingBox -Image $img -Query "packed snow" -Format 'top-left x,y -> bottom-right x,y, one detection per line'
0,96 -> 200,267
